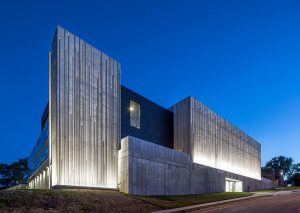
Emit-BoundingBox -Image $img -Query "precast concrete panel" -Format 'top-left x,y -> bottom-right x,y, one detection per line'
118,136 -> 271,196
172,97 -> 261,180
50,26 -> 121,188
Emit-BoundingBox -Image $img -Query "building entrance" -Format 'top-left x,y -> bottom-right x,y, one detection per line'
225,178 -> 243,192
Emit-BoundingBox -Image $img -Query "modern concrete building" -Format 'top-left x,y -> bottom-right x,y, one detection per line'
28,26 -> 272,194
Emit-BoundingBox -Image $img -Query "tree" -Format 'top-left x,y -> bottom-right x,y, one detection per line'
287,163 -> 300,183
264,156 -> 294,181
291,163 -> 300,174
261,166 -> 274,173
0,158 -> 29,190
291,173 -> 300,186
261,166 -> 275,180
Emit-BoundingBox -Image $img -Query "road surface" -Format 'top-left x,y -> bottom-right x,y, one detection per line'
191,190 -> 300,213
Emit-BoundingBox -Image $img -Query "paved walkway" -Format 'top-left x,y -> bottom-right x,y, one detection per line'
152,190 -> 297,213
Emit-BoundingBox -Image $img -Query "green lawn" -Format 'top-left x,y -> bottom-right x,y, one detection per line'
131,192 -> 254,209
285,186 -> 300,190
0,199 -> 6,208
255,186 -> 300,193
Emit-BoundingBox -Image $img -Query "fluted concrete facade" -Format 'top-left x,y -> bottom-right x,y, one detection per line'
172,97 -> 261,180
49,26 -> 121,188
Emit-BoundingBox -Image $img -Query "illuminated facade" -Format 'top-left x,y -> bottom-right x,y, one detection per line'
28,26 -> 271,194
172,97 -> 261,180
29,26 -> 121,189
28,104 -> 49,189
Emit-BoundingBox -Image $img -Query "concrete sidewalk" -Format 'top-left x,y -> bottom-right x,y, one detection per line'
152,191 -> 289,213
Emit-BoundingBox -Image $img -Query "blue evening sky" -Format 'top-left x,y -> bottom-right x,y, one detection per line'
0,0 -> 299,166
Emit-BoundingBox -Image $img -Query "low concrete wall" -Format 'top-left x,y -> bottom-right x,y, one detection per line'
118,136 -> 273,195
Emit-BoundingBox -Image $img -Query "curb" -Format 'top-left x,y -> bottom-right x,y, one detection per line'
152,194 -> 272,213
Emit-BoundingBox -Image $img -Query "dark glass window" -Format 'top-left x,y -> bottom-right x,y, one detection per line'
130,100 -> 140,129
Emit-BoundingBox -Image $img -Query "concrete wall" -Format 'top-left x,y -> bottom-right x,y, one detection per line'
118,136 -> 272,196
172,96 -> 261,180
50,26 -> 121,189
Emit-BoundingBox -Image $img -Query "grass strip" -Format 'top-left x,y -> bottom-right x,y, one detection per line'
0,199 -> 7,208
131,192 -> 253,209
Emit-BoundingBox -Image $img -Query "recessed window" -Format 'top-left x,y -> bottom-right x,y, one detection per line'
130,100 -> 140,129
